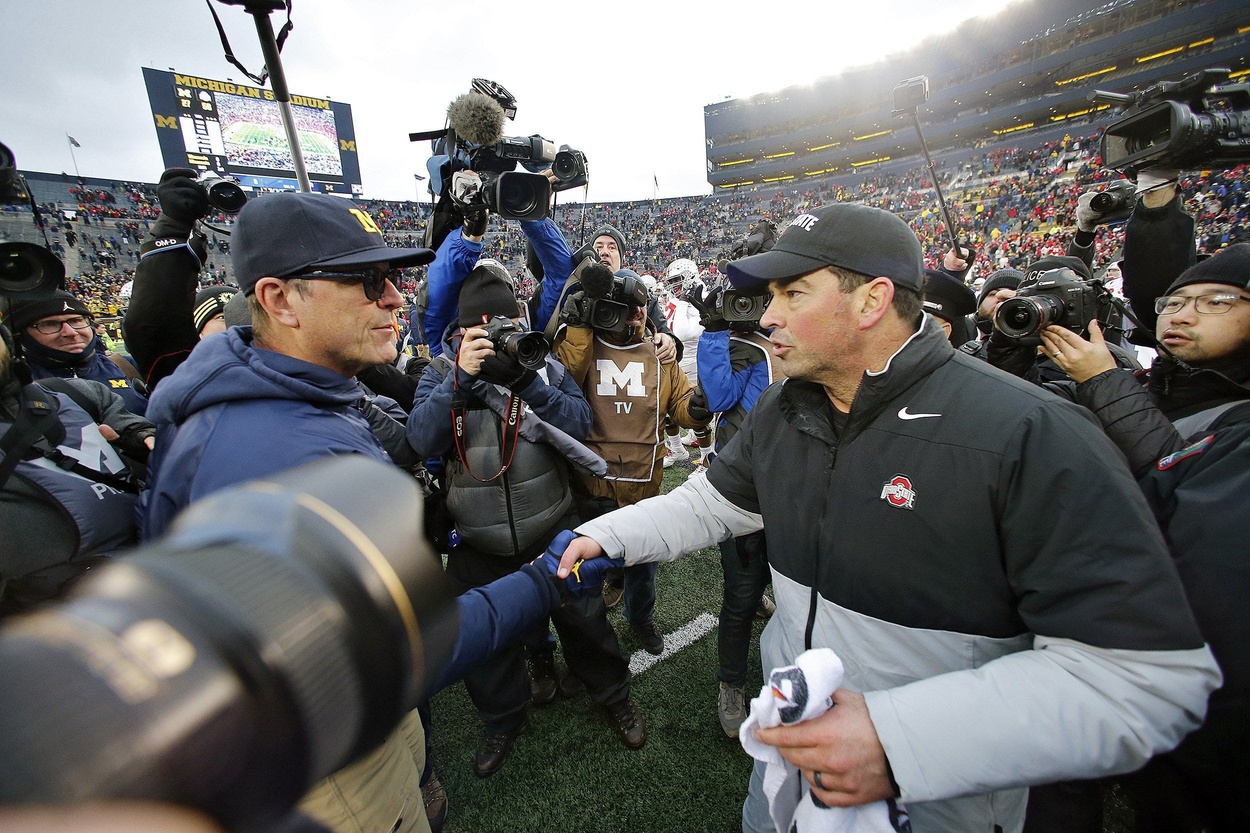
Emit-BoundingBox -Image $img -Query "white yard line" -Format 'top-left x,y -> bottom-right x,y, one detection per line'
628,612 -> 718,676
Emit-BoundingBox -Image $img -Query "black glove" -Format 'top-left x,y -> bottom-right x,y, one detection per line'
986,327 -> 1037,379
689,285 -> 729,331
478,351 -> 536,391
561,291 -> 594,329
462,207 -> 489,238
687,388 -> 713,423
156,168 -> 210,227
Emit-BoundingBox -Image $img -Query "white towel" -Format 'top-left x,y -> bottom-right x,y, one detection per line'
739,648 -> 911,833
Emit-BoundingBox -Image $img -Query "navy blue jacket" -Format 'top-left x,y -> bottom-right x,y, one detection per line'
22,334 -> 149,416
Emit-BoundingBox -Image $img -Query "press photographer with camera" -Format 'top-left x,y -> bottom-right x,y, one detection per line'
684,276 -> 783,737
555,261 -> 704,662
407,258 -> 639,773
997,245 -> 1250,833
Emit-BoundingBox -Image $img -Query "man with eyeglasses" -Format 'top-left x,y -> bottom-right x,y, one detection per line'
1020,243 -> 1250,832
9,289 -> 148,416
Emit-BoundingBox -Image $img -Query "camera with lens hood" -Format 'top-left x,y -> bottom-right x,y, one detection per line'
481,314 -> 550,370
993,268 -> 1118,345
589,272 -> 649,337
0,142 -> 65,304
196,170 -> 247,214
1096,68 -> 1250,174
717,287 -> 770,324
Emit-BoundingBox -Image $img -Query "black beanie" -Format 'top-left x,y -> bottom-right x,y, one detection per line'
193,285 -> 237,333
8,290 -> 92,332
590,225 -> 626,261
976,268 -> 1024,307
922,269 -> 976,322
458,260 -> 518,327
1165,243 -> 1250,295
1025,255 -> 1093,283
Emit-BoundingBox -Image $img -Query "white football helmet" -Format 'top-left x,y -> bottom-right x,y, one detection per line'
665,258 -> 698,295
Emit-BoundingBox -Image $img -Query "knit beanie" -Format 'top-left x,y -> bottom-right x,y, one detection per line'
458,259 -> 518,326
590,225 -> 627,261
1165,243 -> 1250,295
192,285 -> 237,334
976,268 -> 1024,307
8,290 -> 92,332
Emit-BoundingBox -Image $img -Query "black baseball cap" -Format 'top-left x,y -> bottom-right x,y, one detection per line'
726,203 -> 924,291
232,193 -> 435,295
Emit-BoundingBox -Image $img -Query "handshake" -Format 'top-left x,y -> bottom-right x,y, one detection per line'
535,530 -> 623,600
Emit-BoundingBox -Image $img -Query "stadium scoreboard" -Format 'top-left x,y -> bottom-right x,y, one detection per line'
142,67 -> 363,195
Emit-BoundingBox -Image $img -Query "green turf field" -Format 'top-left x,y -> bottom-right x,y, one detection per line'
431,462 -> 766,833
222,122 -> 337,156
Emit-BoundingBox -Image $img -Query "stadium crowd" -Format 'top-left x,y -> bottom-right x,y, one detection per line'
3,119 -> 1250,833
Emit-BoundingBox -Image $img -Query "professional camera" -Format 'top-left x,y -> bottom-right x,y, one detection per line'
0,456 -> 457,828
590,272 -> 649,336
1096,68 -> 1250,173
481,314 -> 549,370
196,170 -> 247,214
413,79 -> 589,223
718,287 -> 770,324
994,268 -> 1118,344
0,142 -> 65,300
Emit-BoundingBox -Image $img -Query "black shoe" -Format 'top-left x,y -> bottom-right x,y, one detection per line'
473,717 -> 529,778
631,621 -> 664,655
606,699 -> 647,749
528,650 -> 558,706
558,671 -> 585,699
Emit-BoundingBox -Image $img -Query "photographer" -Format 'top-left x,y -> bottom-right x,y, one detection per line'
554,263 -> 704,663
408,259 -> 634,775
0,324 -> 153,616
686,281 -> 784,737
10,288 -> 149,416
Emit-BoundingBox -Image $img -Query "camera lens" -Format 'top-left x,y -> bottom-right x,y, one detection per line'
552,150 -> 578,181
995,295 -> 1066,338
0,457 -> 457,826
491,172 -> 548,221
504,331 -> 550,370
208,180 -> 248,214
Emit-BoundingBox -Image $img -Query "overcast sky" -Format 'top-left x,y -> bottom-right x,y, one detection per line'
4,0 -> 1019,203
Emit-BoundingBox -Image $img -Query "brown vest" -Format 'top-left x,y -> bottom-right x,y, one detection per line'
584,336 -> 662,483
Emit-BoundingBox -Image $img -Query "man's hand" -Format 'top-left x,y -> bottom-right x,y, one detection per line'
535,530 -> 622,598
653,332 -> 678,365
156,168 -> 210,226
943,248 -> 969,274
560,291 -> 594,329
555,534 -> 605,579
1039,319 -> 1117,383
456,327 -> 494,376
753,689 -> 895,808
688,285 -> 730,332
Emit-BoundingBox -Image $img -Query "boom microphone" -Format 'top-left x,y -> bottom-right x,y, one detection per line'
580,262 -> 615,301
447,93 -> 505,148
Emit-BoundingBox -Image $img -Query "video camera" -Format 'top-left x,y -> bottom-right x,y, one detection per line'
1096,68 -> 1250,173
0,456 -> 458,828
0,142 -> 65,307
993,267 -> 1120,345
413,79 -> 588,224
718,287 -> 770,324
481,314 -> 550,370
590,272 -> 649,337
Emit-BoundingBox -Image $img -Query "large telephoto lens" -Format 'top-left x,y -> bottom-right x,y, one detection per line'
995,294 -> 1066,338
489,172 -> 550,221
0,456 -> 456,828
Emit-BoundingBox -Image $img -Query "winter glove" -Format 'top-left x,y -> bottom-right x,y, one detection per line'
687,388 -> 713,423
1075,179 -> 1135,232
534,530 -> 623,601
462,207 -> 489,238
561,290 -> 594,329
450,170 -> 483,206
156,168 -> 211,227
688,285 -> 730,331
986,326 -> 1039,379
478,351 -> 536,391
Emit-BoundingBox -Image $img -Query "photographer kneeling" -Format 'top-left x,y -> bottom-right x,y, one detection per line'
989,245 -> 1250,833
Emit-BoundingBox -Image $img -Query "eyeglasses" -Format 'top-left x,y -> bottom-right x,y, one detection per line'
1153,292 -> 1250,316
288,266 -> 402,302
30,316 -> 92,334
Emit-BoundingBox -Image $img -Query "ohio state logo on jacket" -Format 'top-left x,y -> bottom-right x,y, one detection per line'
880,474 -> 916,510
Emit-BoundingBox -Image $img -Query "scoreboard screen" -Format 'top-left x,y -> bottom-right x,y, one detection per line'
142,67 -> 363,195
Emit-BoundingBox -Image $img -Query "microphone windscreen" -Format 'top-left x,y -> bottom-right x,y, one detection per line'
447,93 -> 505,148
580,263 -> 615,301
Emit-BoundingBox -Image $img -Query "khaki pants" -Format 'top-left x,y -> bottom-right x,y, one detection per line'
297,710 -> 430,833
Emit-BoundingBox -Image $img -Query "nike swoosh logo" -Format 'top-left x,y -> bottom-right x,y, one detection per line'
898,407 -> 941,420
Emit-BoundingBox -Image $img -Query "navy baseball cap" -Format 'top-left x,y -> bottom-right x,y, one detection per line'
232,192 -> 435,294
726,203 -> 924,291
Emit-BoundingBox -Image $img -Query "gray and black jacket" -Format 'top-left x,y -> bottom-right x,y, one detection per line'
577,316 -> 1220,833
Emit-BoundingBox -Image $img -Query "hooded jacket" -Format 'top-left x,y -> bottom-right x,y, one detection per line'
22,334 -> 149,416
140,326 -> 386,539
576,317 -> 1219,833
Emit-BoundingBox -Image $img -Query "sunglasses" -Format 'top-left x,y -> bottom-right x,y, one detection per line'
289,266 -> 403,302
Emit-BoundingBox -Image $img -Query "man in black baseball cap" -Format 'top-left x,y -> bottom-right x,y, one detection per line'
556,201 -> 1217,832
